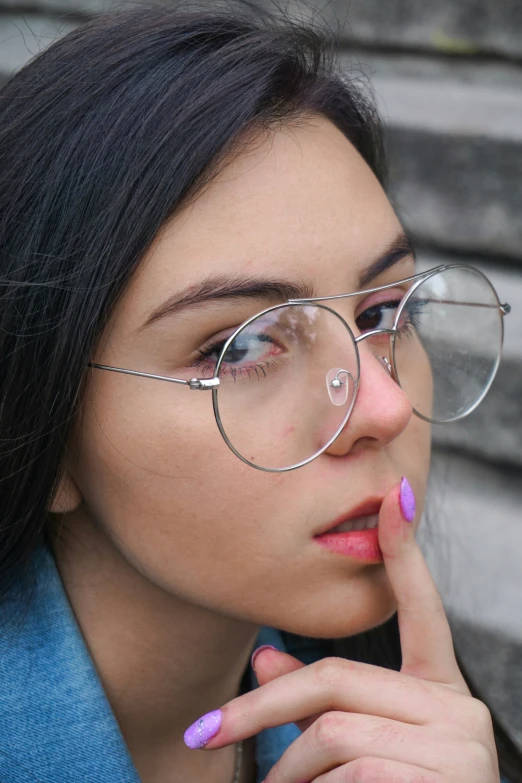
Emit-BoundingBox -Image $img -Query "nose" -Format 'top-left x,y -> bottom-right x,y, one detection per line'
324,344 -> 413,458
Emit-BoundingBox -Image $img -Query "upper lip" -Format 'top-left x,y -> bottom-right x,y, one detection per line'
314,498 -> 384,536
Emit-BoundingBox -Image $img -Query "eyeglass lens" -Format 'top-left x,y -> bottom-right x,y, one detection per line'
213,304 -> 359,471
392,266 -> 502,423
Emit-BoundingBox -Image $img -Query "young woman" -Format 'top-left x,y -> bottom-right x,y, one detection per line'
0,5 -> 518,782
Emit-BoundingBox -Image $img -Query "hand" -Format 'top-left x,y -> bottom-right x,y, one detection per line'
185,480 -> 499,782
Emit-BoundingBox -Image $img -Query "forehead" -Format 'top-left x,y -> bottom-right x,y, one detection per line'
125,116 -> 402,317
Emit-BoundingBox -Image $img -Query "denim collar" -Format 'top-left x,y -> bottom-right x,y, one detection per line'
0,543 -> 324,782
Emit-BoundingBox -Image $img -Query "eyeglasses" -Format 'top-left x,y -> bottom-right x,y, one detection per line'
89,264 -> 510,473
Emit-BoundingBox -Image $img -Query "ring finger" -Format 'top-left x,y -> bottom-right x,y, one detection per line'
310,757 -> 442,783
262,712 -> 465,783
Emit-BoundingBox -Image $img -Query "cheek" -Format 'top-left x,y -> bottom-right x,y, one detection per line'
70,373 -> 433,636
72,374 -> 291,604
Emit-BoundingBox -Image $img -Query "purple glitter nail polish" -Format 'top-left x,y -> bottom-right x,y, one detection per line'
400,477 -> 416,523
184,709 -> 222,749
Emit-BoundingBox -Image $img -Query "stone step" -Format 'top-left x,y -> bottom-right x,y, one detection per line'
0,0 -> 100,14
344,0 -> 522,61
2,12 -> 521,261
415,250 -> 522,467
3,0 -> 522,61
349,53 -> 522,260
421,448 -> 522,743
260,0 -> 522,61
422,448 -> 522,639
0,13 -> 79,83
450,620 -> 522,750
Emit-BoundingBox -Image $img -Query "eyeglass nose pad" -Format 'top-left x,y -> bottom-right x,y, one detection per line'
326,368 -> 355,407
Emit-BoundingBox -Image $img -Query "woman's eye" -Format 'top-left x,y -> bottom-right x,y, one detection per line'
195,330 -> 282,376
216,333 -> 274,365
356,301 -> 400,332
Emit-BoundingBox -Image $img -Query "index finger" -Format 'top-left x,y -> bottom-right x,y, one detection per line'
378,478 -> 467,690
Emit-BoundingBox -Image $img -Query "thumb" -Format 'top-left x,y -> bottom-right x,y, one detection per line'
250,645 -> 304,686
250,645 -> 323,733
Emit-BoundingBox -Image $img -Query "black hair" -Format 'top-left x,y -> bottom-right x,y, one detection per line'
0,4 -> 519,779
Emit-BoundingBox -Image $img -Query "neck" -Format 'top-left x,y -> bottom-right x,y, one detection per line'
49,508 -> 260,782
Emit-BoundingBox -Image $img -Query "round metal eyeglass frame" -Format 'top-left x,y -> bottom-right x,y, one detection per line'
88,263 -> 511,473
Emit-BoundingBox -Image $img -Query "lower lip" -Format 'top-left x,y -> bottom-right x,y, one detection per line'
313,528 -> 383,563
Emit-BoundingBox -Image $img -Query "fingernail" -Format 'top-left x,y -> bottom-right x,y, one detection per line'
400,477 -> 416,523
184,709 -> 222,749
251,644 -> 279,672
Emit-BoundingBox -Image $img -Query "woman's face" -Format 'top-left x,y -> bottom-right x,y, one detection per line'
69,116 -> 431,638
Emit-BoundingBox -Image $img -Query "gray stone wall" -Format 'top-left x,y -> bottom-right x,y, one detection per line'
1,0 -> 521,747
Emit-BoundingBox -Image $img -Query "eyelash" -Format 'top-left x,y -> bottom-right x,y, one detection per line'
194,350 -> 280,382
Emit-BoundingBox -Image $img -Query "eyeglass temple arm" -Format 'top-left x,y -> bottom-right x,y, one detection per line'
87,363 -> 219,390
426,299 -> 511,315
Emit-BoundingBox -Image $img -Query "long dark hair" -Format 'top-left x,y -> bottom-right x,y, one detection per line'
0,4 -> 518,779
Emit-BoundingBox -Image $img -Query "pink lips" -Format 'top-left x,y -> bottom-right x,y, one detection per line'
312,498 -> 384,563
313,528 -> 383,562
313,498 -> 383,537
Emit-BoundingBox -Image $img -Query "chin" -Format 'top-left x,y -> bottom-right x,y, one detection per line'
272,588 -> 397,641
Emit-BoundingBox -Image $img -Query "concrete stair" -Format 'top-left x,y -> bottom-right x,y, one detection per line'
343,0 -> 522,61
421,449 -> 522,744
2,14 -> 521,259
260,0 -> 522,60
422,449 -> 522,642
364,54 -> 522,260
0,13 -> 77,81
3,0 -> 522,60
451,620 -> 522,749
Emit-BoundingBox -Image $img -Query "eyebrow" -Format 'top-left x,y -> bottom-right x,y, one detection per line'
357,232 -> 416,288
140,231 -> 415,330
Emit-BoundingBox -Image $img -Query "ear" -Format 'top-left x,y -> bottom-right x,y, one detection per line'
48,468 -> 82,514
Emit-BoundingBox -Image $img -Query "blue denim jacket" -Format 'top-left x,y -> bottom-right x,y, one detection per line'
0,543 -> 508,782
0,543 -> 318,782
